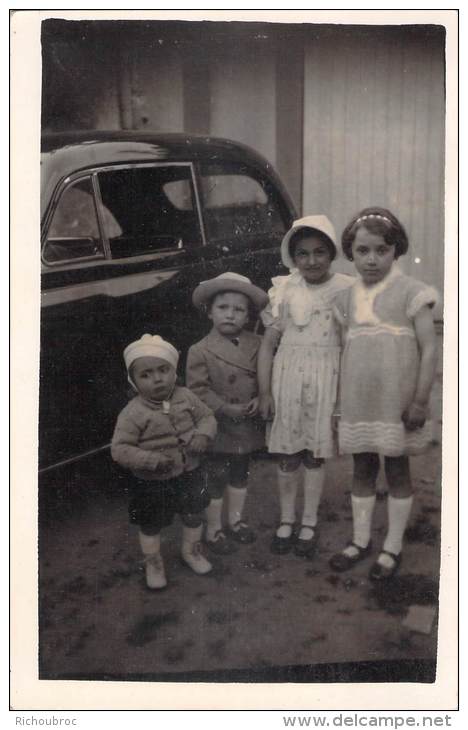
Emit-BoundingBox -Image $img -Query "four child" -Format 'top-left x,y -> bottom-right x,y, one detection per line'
111,334 -> 216,589
187,273 -> 269,554
112,208 -> 439,590
258,216 -> 353,557
329,208 -> 438,580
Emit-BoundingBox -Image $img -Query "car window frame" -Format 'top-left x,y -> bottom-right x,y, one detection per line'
41,161 -> 207,269
41,172 -> 109,267
194,159 -> 290,244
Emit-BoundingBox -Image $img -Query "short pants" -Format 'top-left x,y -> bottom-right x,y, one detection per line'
128,467 -> 210,535
203,454 -> 250,498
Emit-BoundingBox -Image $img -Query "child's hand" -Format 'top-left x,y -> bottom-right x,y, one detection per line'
245,397 -> 259,417
402,402 -> 427,431
259,394 -> 275,421
331,411 -> 341,434
154,455 -> 175,475
187,433 -> 210,454
221,403 -> 249,420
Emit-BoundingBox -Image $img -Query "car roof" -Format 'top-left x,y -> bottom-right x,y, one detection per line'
41,131 -> 289,217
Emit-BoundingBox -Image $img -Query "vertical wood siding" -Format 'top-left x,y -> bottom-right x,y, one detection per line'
42,22 -> 446,305
127,42 -> 184,133
209,43 -> 277,166
302,28 -> 445,296
275,39 -> 304,213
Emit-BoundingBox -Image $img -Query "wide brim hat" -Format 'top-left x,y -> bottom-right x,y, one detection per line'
281,215 -> 337,269
192,272 -> 269,310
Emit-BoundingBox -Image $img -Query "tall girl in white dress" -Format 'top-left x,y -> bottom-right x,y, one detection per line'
329,207 -> 438,581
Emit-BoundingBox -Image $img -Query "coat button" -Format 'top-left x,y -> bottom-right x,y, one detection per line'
228,374 -> 237,384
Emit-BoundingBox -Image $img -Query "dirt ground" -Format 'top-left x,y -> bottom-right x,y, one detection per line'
38,345 -> 443,684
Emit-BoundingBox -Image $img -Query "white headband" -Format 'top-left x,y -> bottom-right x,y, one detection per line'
124,334 -> 179,372
355,214 -> 392,226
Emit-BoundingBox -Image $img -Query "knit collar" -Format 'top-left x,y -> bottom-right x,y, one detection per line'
138,384 -> 177,413
353,263 -> 401,325
355,262 -> 401,295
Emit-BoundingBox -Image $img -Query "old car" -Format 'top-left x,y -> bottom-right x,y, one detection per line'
40,131 -> 297,472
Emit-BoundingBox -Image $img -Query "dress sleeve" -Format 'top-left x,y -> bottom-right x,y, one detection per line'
406,280 -> 440,319
260,301 -> 283,332
331,287 -> 350,327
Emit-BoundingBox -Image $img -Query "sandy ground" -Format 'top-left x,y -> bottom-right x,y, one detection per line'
38,343 -> 443,683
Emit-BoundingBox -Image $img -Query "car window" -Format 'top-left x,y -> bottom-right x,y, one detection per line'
199,162 -> 287,241
97,165 -> 203,258
42,177 -> 110,264
163,179 -> 193,211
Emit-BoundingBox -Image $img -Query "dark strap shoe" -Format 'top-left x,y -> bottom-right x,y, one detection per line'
294,525 -> 319,558
225,521 -> 256,544
205,529 -> 238,555
369,550 -> 401,581
270,521 -> 296,555
329,541 -> 373,572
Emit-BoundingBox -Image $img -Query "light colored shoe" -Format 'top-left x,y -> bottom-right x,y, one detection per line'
144,553 -> 167,589
182,525 -> 213,575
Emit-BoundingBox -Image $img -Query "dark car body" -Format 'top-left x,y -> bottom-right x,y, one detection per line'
40,131 -> 297,472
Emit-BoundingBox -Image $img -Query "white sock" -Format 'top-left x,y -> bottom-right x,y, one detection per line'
342,495 -> 376,557
350,494 -> 376,549
205,498 -> 223,541
300,466 -> 325,538
276,468 -> 300,537
182,524 -> 203,551
227,485 -> 248,529
381,495 -> 414,563
139,531 -> 161,557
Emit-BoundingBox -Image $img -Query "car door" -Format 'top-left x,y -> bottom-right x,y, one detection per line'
40,161 -> 207,471
195,159 -> 294,292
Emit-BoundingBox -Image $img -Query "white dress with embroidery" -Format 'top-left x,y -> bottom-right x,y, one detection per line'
333,266 -> 439,456
261,271 -> 354,457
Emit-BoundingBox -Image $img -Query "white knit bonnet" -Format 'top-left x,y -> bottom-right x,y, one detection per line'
124,334 -> 179,372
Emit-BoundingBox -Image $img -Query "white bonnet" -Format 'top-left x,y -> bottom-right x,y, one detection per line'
281,215 -> 337,269
124,334 -> 179,371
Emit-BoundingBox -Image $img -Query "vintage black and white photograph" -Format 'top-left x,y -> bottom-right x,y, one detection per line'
11,8 -> 458,710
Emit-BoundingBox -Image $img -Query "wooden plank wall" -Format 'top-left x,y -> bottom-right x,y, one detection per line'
122,38 -> 184,133
302,27 -> 445,297
209,41 -> 277,168
41,22 -> 446,301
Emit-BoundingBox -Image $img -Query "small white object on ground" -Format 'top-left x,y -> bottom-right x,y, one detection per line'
402,604 -> 437,634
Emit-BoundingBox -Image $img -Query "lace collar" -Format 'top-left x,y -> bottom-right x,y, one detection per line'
269,269 -> 335,327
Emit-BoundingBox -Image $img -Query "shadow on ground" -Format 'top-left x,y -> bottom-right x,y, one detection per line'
39,442 -> 441,682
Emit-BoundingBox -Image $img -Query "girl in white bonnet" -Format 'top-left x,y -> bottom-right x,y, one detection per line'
258,216 -> 353,558
111,334 -> 217,590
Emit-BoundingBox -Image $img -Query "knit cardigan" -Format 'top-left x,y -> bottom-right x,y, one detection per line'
111,386 -> 217,481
